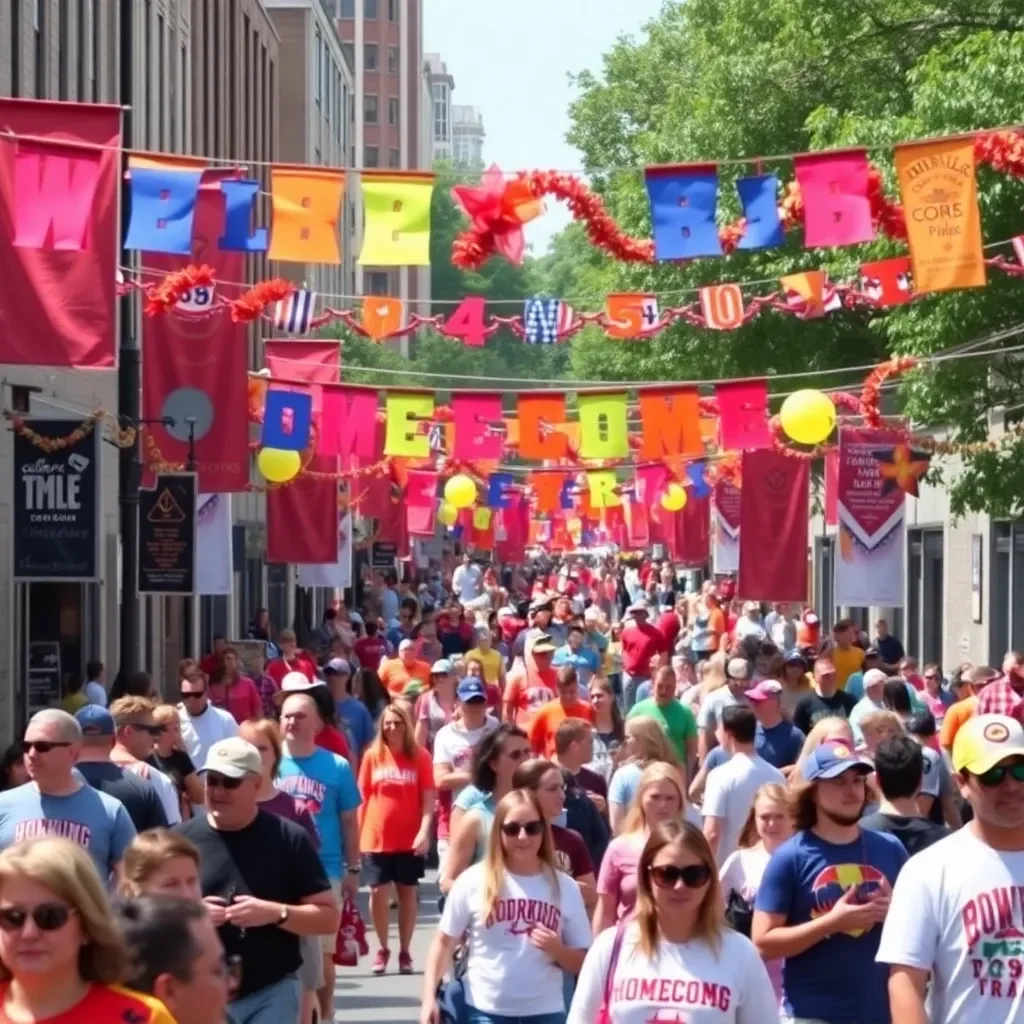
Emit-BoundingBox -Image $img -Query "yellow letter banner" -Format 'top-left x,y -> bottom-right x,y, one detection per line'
894,137 -> 986,294
358,171 -> 434,267
384,392 -> 434,458
578,393 -> 629,460
267,165 -> 345,264
587,471 -> 622,509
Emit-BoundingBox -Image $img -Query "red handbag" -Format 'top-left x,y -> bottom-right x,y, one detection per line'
596,921 -> 628,1024
333,895 -> 369,967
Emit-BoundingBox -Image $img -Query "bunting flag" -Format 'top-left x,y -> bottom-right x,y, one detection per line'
637,388 -> 702,460
699,284 -> 746,330
735,174 -> 784,250
780,270 -> 841,319
644,165 -> 724,260
267,166 -> 344,264
894,137 -> 986,294
794,150 -> 875,248
264,341 -> 340,415
715,380 -> 772,451
859,257 -> 913,306
125,163 -> 203,254
605,293 -> 660,339
523,298 -> 575,343
358,171 -> 434,266
362,295 -> 404,340
1014,235 -> 1024,267
273,289 -> 317,333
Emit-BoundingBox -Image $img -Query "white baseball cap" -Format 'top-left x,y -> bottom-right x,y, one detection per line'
200,737 -> 262,778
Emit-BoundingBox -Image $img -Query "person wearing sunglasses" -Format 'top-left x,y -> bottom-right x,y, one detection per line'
421,789 -> 592,1024
175,736 -> 339,1024
177,673 -> 240,772
568,819 -> 778,1023
879,713 -> 1024,1023
0,836 -> 176,1022
107,698 -> 181,826
0,710 -> 135,882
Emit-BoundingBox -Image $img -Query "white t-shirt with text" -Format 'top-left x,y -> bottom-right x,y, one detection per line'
440,862 -> 592,1016
568,919 -> 779,1024
877,825 -> 1024,1023
702,753 -> 785,864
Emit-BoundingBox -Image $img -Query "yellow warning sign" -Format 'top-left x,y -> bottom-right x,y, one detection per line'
148,488 -> 187,524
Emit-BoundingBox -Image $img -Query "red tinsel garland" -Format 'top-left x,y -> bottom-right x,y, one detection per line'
143,264 -> 216,316
230,278 -> 295,324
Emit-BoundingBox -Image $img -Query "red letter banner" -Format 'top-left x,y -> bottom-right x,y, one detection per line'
0,99 -> 121,366
715,380 -> 772,451
320,386 -> 381,466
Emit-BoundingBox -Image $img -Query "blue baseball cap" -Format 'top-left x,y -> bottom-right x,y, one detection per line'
456,678 -> 487,703
74,705 -> 115,737
802,741 -> 872,782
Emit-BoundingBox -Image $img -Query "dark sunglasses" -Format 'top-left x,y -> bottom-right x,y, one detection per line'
973,762 -> 1024,787
0,903 -> 73,932
180,691 -> 207,700
649,864 -> 713,890
23,741 -> 71,754
133,724 -> 166,736
500,820 -> 545,838
204,773 -> 245,791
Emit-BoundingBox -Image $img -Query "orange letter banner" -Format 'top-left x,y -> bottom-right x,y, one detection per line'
518,395 -> 568,460
578,393 -> 628,460
638,387 -> 703,460
384,392 -> 434,458
605,293 -> 660,339
531,471 -> 568,514
895,137 -> 986,294
699,284 -> 746,330
267,166 -> 344,264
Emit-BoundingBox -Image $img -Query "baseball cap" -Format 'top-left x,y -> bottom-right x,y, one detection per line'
953,714 -> 1024,775
200,737 -> 262,779
801,741 -> 872,782
744,679 -> 782,701
497,606 -> 518,619
531,635 -> 557,655
864,646 -> 881,660
529,596 -> 554,612
726,657 -> 751,682
783,648 -> 807,666
398,638 -> 415,653
273,671 -> 327,705
863,668 -> 888,690
457,678 -> 487,703
324,658 -> 352,676
627,600 -> 649,615
74,705 -> 115,736
431,659 -> 453,675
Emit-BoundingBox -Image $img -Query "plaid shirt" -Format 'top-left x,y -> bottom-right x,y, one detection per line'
976,677 -> 1024,724
255,673 -> 280,719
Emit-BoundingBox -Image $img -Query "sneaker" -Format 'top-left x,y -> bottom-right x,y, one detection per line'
398,951 -> 414,975
371,948 -> 390,975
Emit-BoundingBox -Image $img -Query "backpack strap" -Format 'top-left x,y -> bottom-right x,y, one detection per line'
601,920 -> 629,1011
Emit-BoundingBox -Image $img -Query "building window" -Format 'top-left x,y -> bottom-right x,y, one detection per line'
365,0 -> 378,18
388,46 -> 399,75
990,522 -> 1024,659
364,42 -> 378,70
388,148 -> 400,168
34,0 -> 45,98
388,97 -> 400,126
907,528 -> 944,664
364,146 -> 379,168
340,0 -> 354,16
364,94 -> 378,123
57,1 -> 69,99
389,0 -> 398,19
366,271 -> 391,294
314,28 -> 322,104
341,41 -> 354,69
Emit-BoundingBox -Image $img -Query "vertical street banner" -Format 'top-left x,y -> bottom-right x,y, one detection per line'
196,494 -> 233,596
712,480 -> 741,575
139,473 -> 197,595
13,419 -> 100,581
297,514 -> 353,589
835,428 -> 906,607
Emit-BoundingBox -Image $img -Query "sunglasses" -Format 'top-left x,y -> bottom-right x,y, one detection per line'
180,691 -> 207,700
204,773 -> 245,791
133,724 -> 166,736
973,762 -> 1024,787
500,820 -> 545,838
23,741 -> 70,754
0,903 -> 73,933
649,864 -> 713,890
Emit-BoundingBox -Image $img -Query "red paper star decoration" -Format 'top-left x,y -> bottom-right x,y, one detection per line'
873,444 -> 932,496
451,164 -> 544,265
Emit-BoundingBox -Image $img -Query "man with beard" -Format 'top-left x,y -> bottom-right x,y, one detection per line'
752,741 -> 907,1024
878,714 -> 1024,1023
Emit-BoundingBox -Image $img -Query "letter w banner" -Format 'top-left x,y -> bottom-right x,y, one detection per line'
834,427 -> 906,607
737,449 -> 809,602
0,99 -> 122,366
142,168 -> 250,492
712,479 -> 741,574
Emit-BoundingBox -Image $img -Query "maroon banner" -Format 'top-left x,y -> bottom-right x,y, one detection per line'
737,449 -> 809,601
264,341 -> 341,418
142,175 -> 249,491
673,494 -> 711,567
824,450 -> 839,526
0,99 -> 121,367
496,491 -> 529,564
267,456 -> 338,564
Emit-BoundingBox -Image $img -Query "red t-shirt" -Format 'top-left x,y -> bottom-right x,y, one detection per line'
199,652 -> 220,677
267,653 -> 318,685
620,622 -> 665,676
316,724 -> 351,759
0,984 -> 177,1023
354,635 -> 387,670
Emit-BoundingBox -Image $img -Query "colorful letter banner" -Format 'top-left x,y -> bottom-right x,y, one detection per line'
644,165 -> 724,260
359,171 -> 434,266
834,427 -> 906,607
794,150 -> 874,248
894,137 -> 986,294
712,479 -> 741,575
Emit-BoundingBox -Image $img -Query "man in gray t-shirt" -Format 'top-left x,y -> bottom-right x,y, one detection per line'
0,709 -> 135,879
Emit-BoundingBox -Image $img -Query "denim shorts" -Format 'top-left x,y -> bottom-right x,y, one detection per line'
227,974 -> 301,1024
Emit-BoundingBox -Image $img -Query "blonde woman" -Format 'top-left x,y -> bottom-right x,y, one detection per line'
420,789 -> 592,1024
568,821 -> 778,1024
0,837 -> 178,1022
607,717 -> 678,833
119,828 -> 202,899
595,762 -> 699,933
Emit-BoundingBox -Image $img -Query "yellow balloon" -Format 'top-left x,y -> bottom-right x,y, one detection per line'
437,501 -> 458,527
779,389 -> 837,446
258,447 -> 301,483
660,483 -> 688,512
444,473 -> 477,509
473,507 -> 492,530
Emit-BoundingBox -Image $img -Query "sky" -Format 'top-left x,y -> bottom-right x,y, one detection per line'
424,0 -> 666,254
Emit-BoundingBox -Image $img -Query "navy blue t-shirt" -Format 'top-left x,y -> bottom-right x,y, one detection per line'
757,719 -> 805,769
755,828 -> 907,1024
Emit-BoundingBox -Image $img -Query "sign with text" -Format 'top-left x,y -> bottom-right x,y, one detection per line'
26,641 -> 62,719
371,541 -> 398,569
139,473 -> 197,595
13,420 -> 99,581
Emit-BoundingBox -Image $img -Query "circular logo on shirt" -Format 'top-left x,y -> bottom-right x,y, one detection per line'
809,864 -> 885,938
984,721 -> 1011,744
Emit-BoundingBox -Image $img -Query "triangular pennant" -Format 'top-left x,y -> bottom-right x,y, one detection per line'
362,295 -> 404,340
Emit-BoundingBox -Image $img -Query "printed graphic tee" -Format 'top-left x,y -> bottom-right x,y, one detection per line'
357,744 -> 433,852
0,982 -> 177,1023
567,920 -> 779,1024
440,861 -> 592,1016
876,825 -> 1024,1023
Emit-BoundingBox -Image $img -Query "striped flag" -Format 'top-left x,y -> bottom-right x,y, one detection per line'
523,298 -> 575,344
273,289 -> 317,334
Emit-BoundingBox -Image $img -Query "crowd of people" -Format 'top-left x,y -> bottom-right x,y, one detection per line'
0,554 -> 1021,1023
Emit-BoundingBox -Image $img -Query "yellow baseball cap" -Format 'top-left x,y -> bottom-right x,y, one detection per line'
953,713 -> 1024,774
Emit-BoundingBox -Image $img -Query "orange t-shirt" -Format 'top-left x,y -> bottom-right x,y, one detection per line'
0,984 -> 177,1023
940,694 -> 978,751
527,699 -> 594,757
378,657 -> 432,696
357,743 -> 434,852
707,608 -> 726,651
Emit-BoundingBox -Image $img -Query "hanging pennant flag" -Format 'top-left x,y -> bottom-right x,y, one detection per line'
272,289 -> 317,334
586,471 -> 621,509
384,392 -> 434,458
644,164 -> 723,260
638,388 -> 702,460
218,179 -> 269,252
699,284 -> 746,330
686,460 -> 712,498
518,395 -> 568,460
405,469 -> 438,508
362,295 -> 404,340
451,393 -> 503,461
634,464 -> 670,505
530,471 -> 570,514
267,166 -> 344,264
261,390 -> 313,451
124,163 -> 203,255
578,393 -> 629,460
894,137 -> 986,294
1014,236 -> 1024,267
859,257 -> 913,307
794,150 -> 875,248
605,293 -> 660,339
523,298 -> 575,344
736,174 -> 784,250
715,380 -> 772,451
779,271 -> 841,320
320,385 -> 381,464
444,295 -> 487,346
359,171 -> 434,266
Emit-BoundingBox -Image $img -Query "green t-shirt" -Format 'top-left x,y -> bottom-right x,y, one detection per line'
627,697 -> 697,761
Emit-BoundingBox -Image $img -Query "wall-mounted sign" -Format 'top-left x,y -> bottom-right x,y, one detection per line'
139,473 -> 197,595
